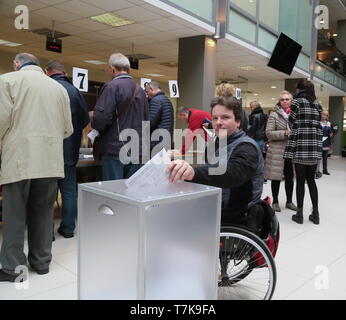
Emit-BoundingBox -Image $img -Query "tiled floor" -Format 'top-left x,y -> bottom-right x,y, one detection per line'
0,156 -> 346,300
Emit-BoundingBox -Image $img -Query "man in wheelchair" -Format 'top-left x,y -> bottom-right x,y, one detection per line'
167,96 -> 266,237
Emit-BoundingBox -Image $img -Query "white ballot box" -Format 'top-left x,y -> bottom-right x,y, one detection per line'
78,180 -> 221,300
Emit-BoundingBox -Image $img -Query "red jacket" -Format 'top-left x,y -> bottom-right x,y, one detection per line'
181,108 -> 212,154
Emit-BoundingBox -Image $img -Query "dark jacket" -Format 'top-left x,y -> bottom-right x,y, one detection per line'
191,130 -> 264,224
248,107 -> 267,141
50,73 -> 89,166
283,90 -> 322,161
91,74 -> 149,156
149,91 -> 174,149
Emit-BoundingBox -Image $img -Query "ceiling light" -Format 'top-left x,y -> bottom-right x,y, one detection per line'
253,93 -> 258,96
145,73 -> 164,77
84,60 -> 106,65
90,13 -> 135,27
206,38 -> 216,47
271,86 -> 277,89
333,34 -> 338,37
238,66 -> 257,71
334,57 -> 339,61
0,39 -> 22,47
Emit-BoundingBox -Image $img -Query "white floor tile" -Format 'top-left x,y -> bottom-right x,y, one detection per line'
285,279 -> 346,300
0,261 -> 77,300
53,251 -> 78,275
25,282 -> 77,300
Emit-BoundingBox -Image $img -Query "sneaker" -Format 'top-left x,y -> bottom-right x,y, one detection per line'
57,227 -> 74,239
286,202 -> 297,211
272,203 -> 281,212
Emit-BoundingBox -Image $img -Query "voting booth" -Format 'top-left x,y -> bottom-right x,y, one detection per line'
78,179 -> 222,300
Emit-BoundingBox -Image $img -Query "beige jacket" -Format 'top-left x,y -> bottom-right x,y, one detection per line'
264,106 -> 289,181
0,65 -> 73,185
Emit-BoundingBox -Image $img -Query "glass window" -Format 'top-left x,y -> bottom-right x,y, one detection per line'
230,0 -> 257,16
228,9 -> 256,43
297,0 -> 312,52
166,0 -> 214,23
259,0 -> 279,30
258,28 -> 277,52
296,53 -> 310,72
279,0 -> 298,40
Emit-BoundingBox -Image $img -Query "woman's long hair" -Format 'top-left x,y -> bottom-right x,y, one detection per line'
296,79 -> 317,102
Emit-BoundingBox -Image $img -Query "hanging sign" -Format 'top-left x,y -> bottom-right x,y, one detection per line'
169,80 -> 179,98
73,67 -> 88,92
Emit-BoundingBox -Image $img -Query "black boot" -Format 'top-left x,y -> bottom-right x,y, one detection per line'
292,208 -> 303,224
309,207 -> 320,225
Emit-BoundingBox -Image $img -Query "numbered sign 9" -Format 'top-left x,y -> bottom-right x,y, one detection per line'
73,67 -> 88,92
169,80 -> 179,98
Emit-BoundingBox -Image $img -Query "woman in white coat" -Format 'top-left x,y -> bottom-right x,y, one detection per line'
265,91 -> 297,212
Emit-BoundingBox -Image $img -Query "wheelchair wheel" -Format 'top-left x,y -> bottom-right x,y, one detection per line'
218,226 -> 276,300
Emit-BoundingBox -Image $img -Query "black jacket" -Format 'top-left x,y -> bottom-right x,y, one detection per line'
248,107 -> 267,141
91,74 -> 149,156
192,130 -> 263,224
50,74 -> 89,166
149,91 -> 174,149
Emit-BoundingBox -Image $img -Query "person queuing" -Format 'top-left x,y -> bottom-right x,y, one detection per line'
248,101 -> 268,154
45,60 -> 90,239
167,97 -> 264,227
0,53 -> 73,282
283,79 -> 323,225
176,107 -> 212,154
265,91 -> 297,213
91,53 -> 149,181
145,81 -> 174,154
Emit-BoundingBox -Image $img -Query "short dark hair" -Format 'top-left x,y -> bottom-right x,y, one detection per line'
297,79 -> 316,102
177,106 -> 189,114
45,60 -> 66,73
210,96 -> 242,122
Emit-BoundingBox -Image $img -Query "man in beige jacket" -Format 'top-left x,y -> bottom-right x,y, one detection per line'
0,53 -> 73,282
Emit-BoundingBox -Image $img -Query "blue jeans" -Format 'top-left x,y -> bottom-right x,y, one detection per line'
102,154 -> 141,181
58,165 -> 77,234
255,139 -> 265,154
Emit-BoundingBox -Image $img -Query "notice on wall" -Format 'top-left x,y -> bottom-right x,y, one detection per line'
140,78 -> 151,90
73,67 -> 88,92
169,80 -> 179,98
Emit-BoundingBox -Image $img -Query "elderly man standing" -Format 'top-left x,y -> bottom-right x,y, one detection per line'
45,60 -> 89,239
0,53 -> 73,281
91,53 -> 149,181
145,81 -> 174,153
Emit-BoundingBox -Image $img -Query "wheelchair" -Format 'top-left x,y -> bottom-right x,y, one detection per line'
217,204 -> 280,300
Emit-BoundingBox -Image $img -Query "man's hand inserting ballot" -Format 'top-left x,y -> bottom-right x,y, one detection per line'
166,160 -> 195,184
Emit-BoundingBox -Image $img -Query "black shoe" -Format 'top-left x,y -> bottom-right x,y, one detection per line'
57,227 -> 74,238
309,207 -> 320,225
323,171 -> 330,175
292,208 -> 303,224
0,269 -> 20,282
29,265 -> 49,275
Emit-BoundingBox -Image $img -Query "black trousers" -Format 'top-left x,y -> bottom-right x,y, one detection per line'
271,159 -> 294,204
294,163 -> 318,209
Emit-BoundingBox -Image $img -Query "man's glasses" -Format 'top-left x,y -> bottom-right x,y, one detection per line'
280,98 -> 291,102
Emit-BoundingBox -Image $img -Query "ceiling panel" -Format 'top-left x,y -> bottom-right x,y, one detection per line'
33,6 -> 82,22
80,0 -> 135,11
114,6 -> 162,22
54,0 -> 106,17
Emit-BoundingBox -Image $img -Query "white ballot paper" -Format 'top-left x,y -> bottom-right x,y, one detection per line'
87,129 -> 99,144
125,148 -> 171,189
